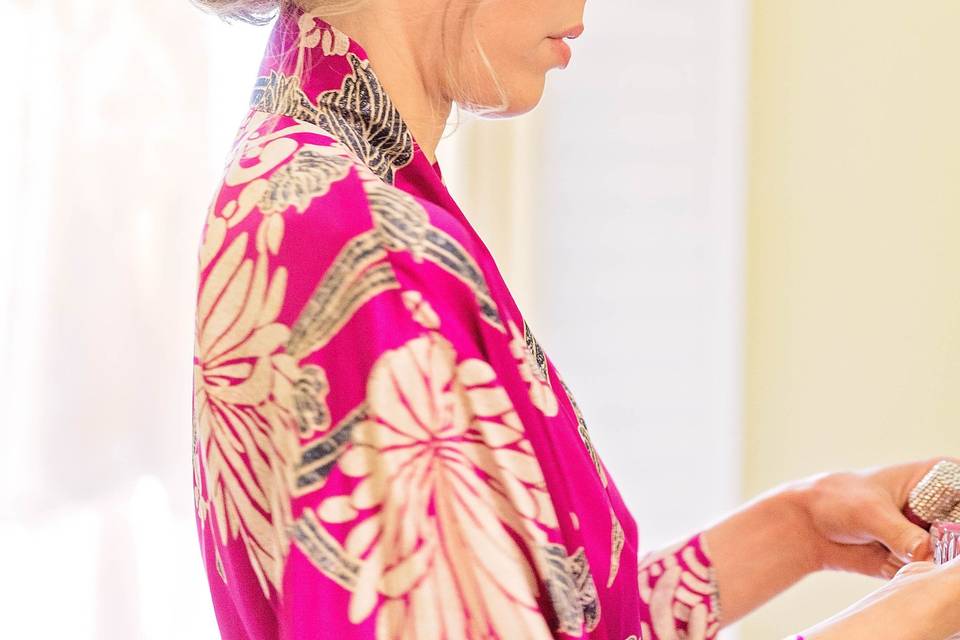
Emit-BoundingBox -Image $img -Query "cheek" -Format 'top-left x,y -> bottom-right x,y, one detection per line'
512,47 -> 553,114
461,28 -> 550,115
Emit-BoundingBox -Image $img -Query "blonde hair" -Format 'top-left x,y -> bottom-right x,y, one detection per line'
191,0 -> 366,24
191,0 -> 508,121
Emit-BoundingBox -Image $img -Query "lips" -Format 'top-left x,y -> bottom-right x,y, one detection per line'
549,38 -> 573,69
549,24 -> 585,40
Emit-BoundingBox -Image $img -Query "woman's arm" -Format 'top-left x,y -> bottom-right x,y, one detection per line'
701,459 -> 951,626
701,484 -> 820,624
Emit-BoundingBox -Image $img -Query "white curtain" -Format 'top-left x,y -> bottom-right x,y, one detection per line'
0,2 -> 270,636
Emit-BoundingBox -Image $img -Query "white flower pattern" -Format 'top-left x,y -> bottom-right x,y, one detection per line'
192,3 -> 725,638
320,329 -> 562,639
638,538 -> 721,639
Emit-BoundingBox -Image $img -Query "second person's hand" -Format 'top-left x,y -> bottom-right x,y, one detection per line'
800,556 -> 960,640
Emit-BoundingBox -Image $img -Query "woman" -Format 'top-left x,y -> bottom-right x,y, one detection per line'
188,1 -> 960,638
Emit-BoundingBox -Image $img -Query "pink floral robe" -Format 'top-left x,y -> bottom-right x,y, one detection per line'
192,4 -> 728,639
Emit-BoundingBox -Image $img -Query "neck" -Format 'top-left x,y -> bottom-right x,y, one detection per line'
325,7 -> 452,164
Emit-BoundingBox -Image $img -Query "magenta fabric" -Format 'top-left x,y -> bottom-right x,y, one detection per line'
191,4 -> 721,639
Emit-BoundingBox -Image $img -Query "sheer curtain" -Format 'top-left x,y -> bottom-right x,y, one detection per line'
0,2 -> 269,636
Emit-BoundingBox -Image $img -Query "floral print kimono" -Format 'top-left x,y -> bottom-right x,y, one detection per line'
192,4 -> 727,639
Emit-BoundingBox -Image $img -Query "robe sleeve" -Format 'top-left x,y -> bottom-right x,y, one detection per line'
273,205 -> 565,639
637,532 -> 723,639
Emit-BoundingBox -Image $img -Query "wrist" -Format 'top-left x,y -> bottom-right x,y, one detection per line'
702,482 -> 823,623
771,481 -> 825,576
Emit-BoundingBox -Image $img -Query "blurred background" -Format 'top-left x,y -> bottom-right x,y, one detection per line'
0,0 -> 957,638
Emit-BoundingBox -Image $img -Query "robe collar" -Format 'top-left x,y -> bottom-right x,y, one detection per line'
249,2 -> 443,188
247,3 -> 529,347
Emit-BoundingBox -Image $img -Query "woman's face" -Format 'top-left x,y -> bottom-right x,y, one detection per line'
448,0 -> 587,115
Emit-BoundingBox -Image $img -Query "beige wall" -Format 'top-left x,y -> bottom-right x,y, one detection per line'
743,1 -> 960,636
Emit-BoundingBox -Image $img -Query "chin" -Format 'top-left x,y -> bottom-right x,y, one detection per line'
486,81 -> 548,118
458,68 -> 547,118
509,90 -> 547,116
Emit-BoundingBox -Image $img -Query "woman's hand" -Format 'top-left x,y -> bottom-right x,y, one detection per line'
800,557 -> 960,640
798,457 -> 958,578
704,456 -> 957,626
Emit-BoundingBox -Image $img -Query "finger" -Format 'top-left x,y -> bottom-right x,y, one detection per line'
904,460 -> 960,527
870,456 -> 960,505
893,561 -> 936,579
821,540 -> 891,577
863,500 -> 931,563
879,552 -> 906,580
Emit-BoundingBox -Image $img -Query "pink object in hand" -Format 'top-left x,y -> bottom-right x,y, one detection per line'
932,521 -> 960,640
932,520 -> 960,565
